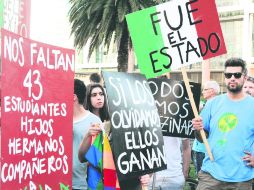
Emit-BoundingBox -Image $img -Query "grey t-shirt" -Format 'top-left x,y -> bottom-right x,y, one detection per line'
72,111 -> 101,189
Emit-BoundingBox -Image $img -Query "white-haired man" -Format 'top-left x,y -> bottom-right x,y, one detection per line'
243,76 -> 254,97
192,80 -> 220,174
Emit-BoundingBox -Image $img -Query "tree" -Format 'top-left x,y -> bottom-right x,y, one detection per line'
68,0 -> 159,72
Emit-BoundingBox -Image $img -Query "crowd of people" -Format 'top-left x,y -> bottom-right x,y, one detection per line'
73,73 -> 150,190
72,58 -> 254,190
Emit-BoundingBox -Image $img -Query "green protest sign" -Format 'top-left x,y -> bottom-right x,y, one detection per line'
126,0 -> 226,78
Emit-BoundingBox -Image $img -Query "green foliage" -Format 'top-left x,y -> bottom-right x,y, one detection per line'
189,162 -> 197,179
68,0 -> 160,71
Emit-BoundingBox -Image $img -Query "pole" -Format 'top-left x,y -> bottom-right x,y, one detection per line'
181,67 -> 214,161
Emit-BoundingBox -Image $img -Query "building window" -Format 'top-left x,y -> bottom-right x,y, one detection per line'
216,0 -> 240,7
210,19 -> 243,69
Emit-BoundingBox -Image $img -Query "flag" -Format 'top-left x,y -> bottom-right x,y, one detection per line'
103,134 -> 120,190
85,132 -> 121,190
85,133 -> 103,190
126,0 -> 226,78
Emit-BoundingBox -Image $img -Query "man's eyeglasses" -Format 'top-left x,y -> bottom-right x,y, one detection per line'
224,72 -> 243,79
203,88 -> 211,91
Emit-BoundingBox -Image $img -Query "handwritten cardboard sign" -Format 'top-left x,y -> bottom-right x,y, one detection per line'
102,71 -> 167,181
0,29 -> 74,190
126,0 -> 226,78
148,78 -> 200,138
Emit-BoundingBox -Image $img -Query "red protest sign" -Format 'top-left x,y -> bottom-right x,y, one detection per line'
0,29 -> 74,189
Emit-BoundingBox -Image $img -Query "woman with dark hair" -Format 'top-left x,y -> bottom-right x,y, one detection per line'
81,83 -> 151,190
85,83 -> 109,122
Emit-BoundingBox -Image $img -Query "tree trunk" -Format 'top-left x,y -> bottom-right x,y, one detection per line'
117,22 -> 129,72
128,48 -> 135,73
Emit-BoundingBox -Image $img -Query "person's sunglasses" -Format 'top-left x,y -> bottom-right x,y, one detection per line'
224,72 -> 243,79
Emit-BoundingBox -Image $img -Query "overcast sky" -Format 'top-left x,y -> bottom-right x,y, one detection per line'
30,0 -> 74,49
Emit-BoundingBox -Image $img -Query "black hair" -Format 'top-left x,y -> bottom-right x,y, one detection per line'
224,58 -> 247,74
74,79 -> 86,105
89,73 -> 101,83
85,83 -> 109,121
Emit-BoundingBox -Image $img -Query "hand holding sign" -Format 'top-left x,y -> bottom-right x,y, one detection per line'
126,0 -> 226,161
182,68 -> 214,161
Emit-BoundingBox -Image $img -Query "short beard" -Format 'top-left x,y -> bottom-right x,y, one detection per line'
227,85 -> 243,93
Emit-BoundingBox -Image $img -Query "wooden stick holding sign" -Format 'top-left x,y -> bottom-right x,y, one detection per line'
181,67 -> 214,161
